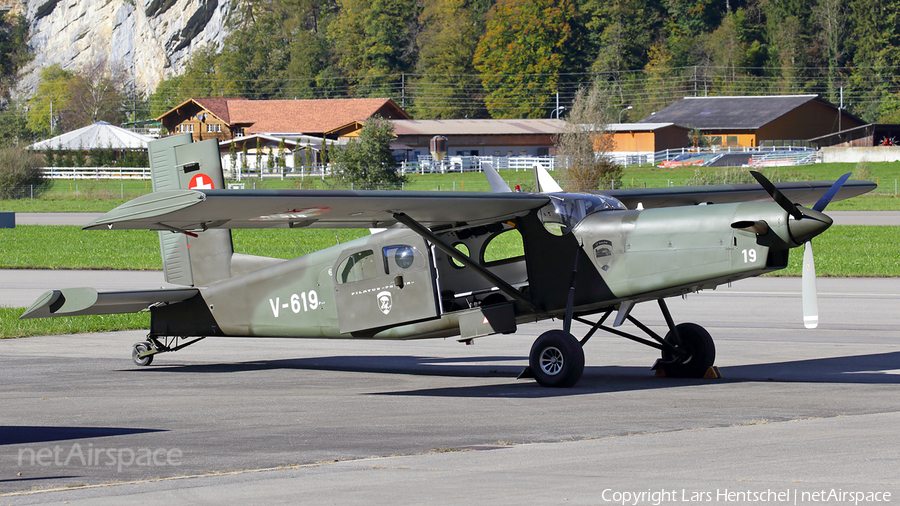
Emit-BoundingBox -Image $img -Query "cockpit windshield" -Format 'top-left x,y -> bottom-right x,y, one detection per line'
539,193 -> 626,235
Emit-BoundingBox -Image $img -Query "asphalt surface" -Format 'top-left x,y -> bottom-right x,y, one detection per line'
7,211 -> 900,227
1,276 -> 898,504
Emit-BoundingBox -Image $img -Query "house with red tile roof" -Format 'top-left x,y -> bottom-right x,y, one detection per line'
156,98 -> 411,142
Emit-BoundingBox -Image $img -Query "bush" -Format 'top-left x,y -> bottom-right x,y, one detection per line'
0,147 -> 52,199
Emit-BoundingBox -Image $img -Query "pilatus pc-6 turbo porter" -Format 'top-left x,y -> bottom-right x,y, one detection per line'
21,134 -> 875,387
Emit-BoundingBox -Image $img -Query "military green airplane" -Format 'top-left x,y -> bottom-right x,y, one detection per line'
21,134 -> 875,387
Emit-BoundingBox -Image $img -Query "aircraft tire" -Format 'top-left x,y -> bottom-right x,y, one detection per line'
661,323 -> 715,378
529,330 -> 584,388
132,342 -> 154,367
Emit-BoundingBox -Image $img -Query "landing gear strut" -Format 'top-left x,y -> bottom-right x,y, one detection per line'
131,335 -> 206,366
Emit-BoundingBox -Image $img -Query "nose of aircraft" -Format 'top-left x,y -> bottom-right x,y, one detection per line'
788,207 -> 833,245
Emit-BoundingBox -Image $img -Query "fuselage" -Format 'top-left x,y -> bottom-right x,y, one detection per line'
154,194 -> 825,341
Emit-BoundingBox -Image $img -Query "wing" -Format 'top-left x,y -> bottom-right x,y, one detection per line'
20,288 -> 199,319
85,189 -> 552,231
602,179 -> 876,210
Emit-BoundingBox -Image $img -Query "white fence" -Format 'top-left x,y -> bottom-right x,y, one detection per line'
42,167 -> 152,179
402,155 -> 557,173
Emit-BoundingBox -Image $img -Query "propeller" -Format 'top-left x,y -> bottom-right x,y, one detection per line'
749,171 -> 852,329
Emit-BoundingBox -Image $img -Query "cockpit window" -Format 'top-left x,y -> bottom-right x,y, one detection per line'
539,193 -> 626,235
383,245 -> 425,274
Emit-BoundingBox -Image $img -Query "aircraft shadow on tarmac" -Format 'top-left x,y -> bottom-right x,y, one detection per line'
0,426 -> 166,446
126,351 -> 900,398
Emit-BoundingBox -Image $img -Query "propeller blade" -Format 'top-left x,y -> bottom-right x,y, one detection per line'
750,171 -> 802,220
802,241 -> 818,329
812,172 -> 852,212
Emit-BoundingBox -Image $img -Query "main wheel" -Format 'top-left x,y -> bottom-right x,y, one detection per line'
132,341 -> 154,367
529,330 -> 585,388
660,323 -> 715,378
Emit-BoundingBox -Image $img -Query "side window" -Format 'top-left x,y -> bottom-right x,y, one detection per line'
483,229 -> 525,264
449,243 -> 469,269
336,250 -> 377,284
383,245 -> 424,274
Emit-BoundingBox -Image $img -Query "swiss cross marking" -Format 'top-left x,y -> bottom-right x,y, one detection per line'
189,174 -> 213,190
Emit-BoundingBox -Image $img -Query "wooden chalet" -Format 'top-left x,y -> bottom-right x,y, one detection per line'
156,98 -> 411,142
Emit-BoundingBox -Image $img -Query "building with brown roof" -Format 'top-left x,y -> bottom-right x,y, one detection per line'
638,95 -> 864,148
156,98 -> 411,142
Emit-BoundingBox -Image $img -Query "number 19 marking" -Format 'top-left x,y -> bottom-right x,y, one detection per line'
741,249 -> 757,263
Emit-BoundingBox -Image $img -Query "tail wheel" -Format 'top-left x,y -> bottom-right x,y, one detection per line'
661,323 -> 715,378
132,341 -> 154,367
529,330 -> 584,388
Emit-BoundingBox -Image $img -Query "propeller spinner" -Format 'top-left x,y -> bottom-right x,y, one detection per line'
749,171 -> 851,329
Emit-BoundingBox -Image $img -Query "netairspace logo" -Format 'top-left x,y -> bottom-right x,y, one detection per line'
18,443 -> 182,473
601,488 -> 892,506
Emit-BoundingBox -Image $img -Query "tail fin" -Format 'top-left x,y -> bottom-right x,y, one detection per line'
148,134 -> 233,287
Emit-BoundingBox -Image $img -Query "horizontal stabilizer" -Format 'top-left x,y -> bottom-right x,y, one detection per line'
20,287 -> 200,319
86,190 -> 207,230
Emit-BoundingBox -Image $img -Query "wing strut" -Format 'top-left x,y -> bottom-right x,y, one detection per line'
392,212 -> 541,314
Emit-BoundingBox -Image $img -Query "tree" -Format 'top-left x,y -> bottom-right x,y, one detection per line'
330,116 -> 406,189
327,0 -> 420,97
0,101 -> 32,148
582,0 -> 665,73
410,0 -> 489,118
554,83 -> 622,191
149,46 -> 235,117
847,0 -> 900,122
761,0 -> 817,93
65,58 -> 127,129
26,64 -> 74,136
0,12 -> 31,101
474,0 -> 584,118
813,0 -> 848,103
0,146 -> 50,199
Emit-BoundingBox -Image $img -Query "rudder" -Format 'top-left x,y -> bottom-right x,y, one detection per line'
148,133 -> 233,287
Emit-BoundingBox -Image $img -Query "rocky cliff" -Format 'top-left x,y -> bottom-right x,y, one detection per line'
16,0 -> 233,98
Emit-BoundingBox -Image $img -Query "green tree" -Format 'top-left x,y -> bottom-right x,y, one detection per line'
0,101 -> 32,148
474,0 -> 584,118
0,12 -> 31,101
583,0 -> 665,73
761,0 -> 817,93
410,0 -> 489,118
328,0 -> 420,97
26,64 -> 74,136
847,0 -> 900,122
330,116 -> 406,189
0,146 -> 50,199
149,46 -> 235,117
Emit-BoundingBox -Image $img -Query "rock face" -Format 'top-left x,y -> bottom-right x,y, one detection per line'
18,0 -> 233,97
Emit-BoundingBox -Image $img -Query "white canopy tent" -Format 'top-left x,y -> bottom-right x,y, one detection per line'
28,121 -> 153,151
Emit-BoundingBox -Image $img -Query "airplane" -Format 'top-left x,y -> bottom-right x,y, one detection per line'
21,134 -> 876,387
